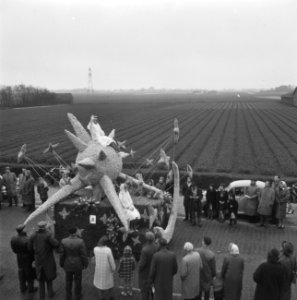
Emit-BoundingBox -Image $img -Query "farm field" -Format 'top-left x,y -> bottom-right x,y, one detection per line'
1,92 -> 297,182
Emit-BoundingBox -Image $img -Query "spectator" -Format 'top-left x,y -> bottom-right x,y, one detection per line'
189,184 -> 203,227
118,245 -> 136,297
213,271 -> 224,300
23,170 -> 35,212
59,171 -> 71,188
10,224 -> 37,294
221,243 -> 244,300
180,242 -> 203,300
2,166 -> 18,207
18,168 -> 27,206
149,238 -> 178,300
244,180 -> 260,222
93,236 -> 116,300
253,248 -> 286,300
29,221 -> 59,300
216,185 -> 228,222
271,175 -> 281,224
227,192 -> 238,226
37,177 -> 49,204
205,184 -> 217,219
182,176 -> 192,222
60,227 -> 88,300
0,173 -> 3,209
196,236 -> 216,300
279,242 -> 297,300
276,181 -> 290,229
257,181 -> 275,227
165,170 -> 174,196
138,231 -> 159,300
156,176 -> 166,191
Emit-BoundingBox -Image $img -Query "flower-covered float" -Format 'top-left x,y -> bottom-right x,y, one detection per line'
23,114 -> 181,258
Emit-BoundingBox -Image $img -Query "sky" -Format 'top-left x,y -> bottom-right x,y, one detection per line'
1,0 -> 296,90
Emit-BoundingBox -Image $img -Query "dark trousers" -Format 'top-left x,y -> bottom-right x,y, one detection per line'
65,271 -> 82,300
184,198 -> 189,220
18,268 -> 34,292
8,195 -> 18,206
39,280 -> 54,299
198,289 -> 210,300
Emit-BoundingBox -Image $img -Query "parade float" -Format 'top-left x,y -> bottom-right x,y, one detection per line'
21,113 -> 182,258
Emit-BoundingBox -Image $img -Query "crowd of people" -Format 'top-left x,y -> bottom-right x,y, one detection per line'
182,175 -> 296,229
10,223 -> 297,300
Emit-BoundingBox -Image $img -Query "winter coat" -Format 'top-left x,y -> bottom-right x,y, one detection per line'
60,235 -> 88,272
37,182 -> 49,202
253,261 -> 286,300
93,246 -> 116,290
149,247 -> 178,300
29,229 -> 59,281
244,185 -> 259,216
2,172 -> 17,196
118,247 -> 136,280
221,254 -> 244,300
196,247 -> 216,291
276,189 -> 290,219
279,254 -> 297,300
257,187 -> 275,216
11,233 -> 35,280
180,251 -> 203,299
22,176 -> 35,205
138,242 -> 159,290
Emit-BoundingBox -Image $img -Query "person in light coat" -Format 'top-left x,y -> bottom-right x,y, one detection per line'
180,242 -> 203,300
257,181 -> 275,227
93,236 -> 116,300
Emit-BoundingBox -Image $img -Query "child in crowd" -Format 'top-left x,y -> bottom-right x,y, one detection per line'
37,177 -> 49,203
213,271 -> 224,300
118,245 -> 136,297
228,192 -> 238,226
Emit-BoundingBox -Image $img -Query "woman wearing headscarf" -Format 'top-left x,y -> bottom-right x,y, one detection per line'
276,181 -> 290,229
279,242 -> 297,300
253,248 -> 286,300
221,243 -> 244,300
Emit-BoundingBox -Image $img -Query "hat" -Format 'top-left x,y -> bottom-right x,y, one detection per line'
145,231 -> 155,242
16,224 -> 25,233
37,221 -> 47,229
229,243 -> 239,255
184,242 -> 194,251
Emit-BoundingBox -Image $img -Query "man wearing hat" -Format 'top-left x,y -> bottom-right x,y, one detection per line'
2,166 -> 18,207
29,221 -> 59,300
60,227 -> 88,300
138,231 -> 159,300
11,224 -> 37,293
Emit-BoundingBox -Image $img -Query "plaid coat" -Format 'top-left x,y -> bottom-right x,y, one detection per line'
118,255 -> 136,280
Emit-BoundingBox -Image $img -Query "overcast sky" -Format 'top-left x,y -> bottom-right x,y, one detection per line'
1,0 -> 296,90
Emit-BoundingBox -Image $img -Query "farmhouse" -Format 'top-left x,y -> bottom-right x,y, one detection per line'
281,87 -> 297,106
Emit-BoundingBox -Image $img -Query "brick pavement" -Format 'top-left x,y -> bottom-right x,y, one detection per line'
1,201 -> 297,300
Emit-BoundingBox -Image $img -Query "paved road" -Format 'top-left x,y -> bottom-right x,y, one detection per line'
1,199 -> 297,300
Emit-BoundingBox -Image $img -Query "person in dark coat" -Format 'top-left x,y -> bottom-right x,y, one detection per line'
60,227 -> 88,300
227,192 -> 238,226
10,224 -> 37,294
257,181 -> 275,227
216,185 -> 228,222
182,176 -> 192,221
279,242 -> 297,300
205,185 -> 217,219
29,221 -> 59,300
2,166 -> 18,206
23,170 -> 35,212
37,177 -> 49,204
138,232 -> 159,300
253,248 -> 286,300
221,243 -> 244,300
149,238 -> 178,300
276,181 -> 290,229
189,184 -> 203,227
196,236 -> 216,300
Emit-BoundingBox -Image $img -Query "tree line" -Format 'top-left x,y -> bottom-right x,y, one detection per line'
0,85 -> 73,107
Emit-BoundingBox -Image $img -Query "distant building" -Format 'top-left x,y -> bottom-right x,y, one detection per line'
281,87 -> 297,106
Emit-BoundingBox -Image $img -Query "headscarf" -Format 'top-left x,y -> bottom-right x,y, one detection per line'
229,243 -> 240,255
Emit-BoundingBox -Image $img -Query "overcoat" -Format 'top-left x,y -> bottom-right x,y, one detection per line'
276,189 -> 290,219
22,176 -> 35,205
149,247 -> 178,300
253,261 -> 286,300
3,172 -> 17,196
29,229 -> 59,281
257,187 -> 275,216
221,254 -> 244,300
138,242 -> 158,290
180,251 -> 203,299
279,254 -> 297,300
60,235 -> 88,272
11,233 -> 35,280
